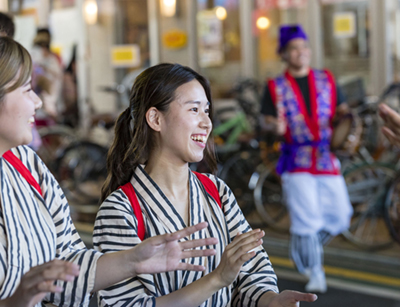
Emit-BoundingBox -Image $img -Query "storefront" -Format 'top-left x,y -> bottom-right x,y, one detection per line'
3,0 -> 400,115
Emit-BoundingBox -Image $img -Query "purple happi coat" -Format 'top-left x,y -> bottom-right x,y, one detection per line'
268,69 -> 340,175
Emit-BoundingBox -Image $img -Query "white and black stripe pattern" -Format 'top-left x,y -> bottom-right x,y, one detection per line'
93,165 -> 278,307
0,146 -> 102,307
289,233 -> 323,274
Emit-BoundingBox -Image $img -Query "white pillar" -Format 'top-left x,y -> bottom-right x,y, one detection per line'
239,0 -> 255,78
370,0 -> 392,95
0,0 -> 8,11
148,0 -> 160,66
37,0 -> 50,27
187,0 -> 199,71
304,0 -> 323,69
75,0 -> 91,131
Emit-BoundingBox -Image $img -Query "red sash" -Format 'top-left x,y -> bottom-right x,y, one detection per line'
3,150 -> 42,196
119,172 -> 221,241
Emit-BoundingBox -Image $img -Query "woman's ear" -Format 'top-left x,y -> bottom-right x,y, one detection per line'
146,107 -> 162,132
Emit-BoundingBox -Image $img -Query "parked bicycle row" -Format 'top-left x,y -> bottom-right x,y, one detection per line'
34,77 -> 400,252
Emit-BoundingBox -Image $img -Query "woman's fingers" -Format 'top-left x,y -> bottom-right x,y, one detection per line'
281,290 -> 318,303
227,230 -> 264,254
181,248 -> 216,259
173,222 -> 209,240
35,281 -> 63,294
152,222 -> 209,245
230,239 -> 262,264
180,237 -> 218,250
238,251 -> 256,263
23,260 -> 80,290
176,263 -> 206,271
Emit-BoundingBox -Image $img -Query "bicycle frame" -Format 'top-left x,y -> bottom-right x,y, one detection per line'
212,112 -> 251,145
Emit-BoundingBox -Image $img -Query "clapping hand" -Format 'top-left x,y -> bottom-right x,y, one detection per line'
131,222 -> 218,275
265,290 -> 318,307
211,229 -> 264,288
1,259 -> 80,307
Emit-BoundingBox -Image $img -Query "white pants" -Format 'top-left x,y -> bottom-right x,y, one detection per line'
282,172 -> 353,236
283,172 -> 353,273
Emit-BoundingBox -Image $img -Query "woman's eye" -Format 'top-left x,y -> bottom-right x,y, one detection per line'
191,107 -> 198,112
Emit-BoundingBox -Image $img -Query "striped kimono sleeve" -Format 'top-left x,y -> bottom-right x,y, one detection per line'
16,146 -> 103,307
93,190 -> 156,307
207,174 -> 279,307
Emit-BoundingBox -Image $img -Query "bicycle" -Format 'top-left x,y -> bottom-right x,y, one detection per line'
36,124 -> 78,173
211,79 -> 265,216
338,82 -> 400,250
342,162 -> 398,250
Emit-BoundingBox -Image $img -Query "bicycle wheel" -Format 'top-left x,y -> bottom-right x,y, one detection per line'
254,161 -> 289,231
36,126 -> 77,172
384,174 -> 400,244
343,163 -> 396,250
54,141 -> 108,205
219,149 -> 261,216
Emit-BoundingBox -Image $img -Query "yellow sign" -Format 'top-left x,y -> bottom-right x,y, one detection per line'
333,12 -> 356,38
111,45 -> 141,67
162,30 -> 187,49
51,45 -> 63,58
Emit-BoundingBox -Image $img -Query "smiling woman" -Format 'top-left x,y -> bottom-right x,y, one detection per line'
0,38 -> 220,307
0,39 -> 42,154
94,63 -> 318,307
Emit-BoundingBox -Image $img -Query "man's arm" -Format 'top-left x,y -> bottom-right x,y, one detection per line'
261,83 -> 286,135
379,104 -> 400,147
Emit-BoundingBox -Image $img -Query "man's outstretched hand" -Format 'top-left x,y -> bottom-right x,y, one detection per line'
379,104 -> 400,147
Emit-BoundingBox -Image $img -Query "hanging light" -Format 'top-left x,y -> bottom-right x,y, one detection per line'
0,0 -> 8,11
256,16 -> 270,30
215,6 -> 227,20
160,0 -> 176,17
84,0 -> 98,25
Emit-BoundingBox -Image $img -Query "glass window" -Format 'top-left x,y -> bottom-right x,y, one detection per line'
159,0 -> 191,66
197,0 -> 241,98
321,1 -> 370,93
113,0 -> 150,108
254,2 -> 307,82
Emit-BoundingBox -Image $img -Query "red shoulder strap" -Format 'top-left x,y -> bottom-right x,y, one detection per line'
193,172 -> 222,208
120,182 -> 145,241
324,69 -> 337,118
3,150 -> 42,196
120,173 -> 221,241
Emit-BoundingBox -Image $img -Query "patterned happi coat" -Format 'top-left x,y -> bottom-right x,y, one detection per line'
268,69 -> 340,175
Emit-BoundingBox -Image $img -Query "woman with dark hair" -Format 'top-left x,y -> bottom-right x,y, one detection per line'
0,37 -> 218,307
94,63 -> 318,306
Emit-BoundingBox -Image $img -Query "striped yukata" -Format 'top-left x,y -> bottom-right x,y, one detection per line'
0,146 -> 102,307
93,165 -> 278,307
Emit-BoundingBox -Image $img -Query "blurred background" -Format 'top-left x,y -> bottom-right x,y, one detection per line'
1,0 -> 400,306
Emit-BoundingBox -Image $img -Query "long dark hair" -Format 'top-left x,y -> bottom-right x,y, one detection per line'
101,63 -> 217,202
